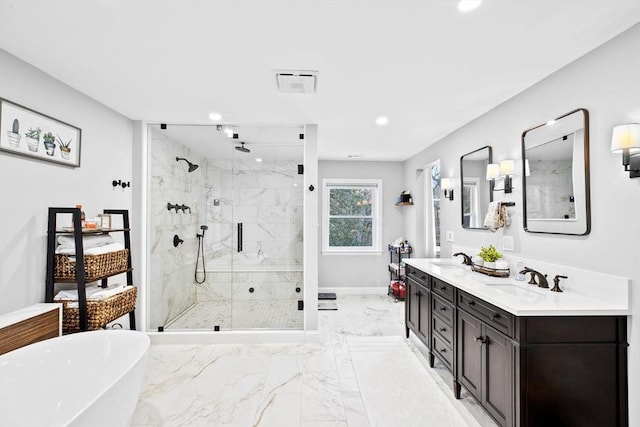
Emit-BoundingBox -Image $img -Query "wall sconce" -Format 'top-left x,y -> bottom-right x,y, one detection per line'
486,159 -> 515,193
611,123 -> 640,178
441,178 -> 454,201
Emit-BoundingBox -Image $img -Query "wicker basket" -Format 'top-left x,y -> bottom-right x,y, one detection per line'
62,286 -> 137,333
54,249 -> 129,281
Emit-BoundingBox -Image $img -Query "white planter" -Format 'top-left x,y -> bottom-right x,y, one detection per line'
484,261 -> 496,269
26,136 -> 39,152
472,256 -> 484,266
495,260 -> 509,270
7,131 -> 21,147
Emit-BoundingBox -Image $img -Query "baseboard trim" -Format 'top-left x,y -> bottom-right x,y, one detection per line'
318,287 -> 388,295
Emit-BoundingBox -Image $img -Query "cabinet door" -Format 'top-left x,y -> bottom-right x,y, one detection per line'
457,309 -> 482,400
418,285 -> 430,340
405,279 -> 419,332
483,324 -> 513,427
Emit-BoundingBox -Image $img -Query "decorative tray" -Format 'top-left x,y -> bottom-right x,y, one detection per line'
471,264 -> 510,278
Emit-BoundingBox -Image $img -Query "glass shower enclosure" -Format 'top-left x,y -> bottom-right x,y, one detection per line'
147,124 -> 304,331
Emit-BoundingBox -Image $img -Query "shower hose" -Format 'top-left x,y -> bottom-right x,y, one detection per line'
195,234 -> 206,284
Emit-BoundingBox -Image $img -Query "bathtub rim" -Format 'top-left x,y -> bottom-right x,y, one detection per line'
0,329 -> 150,427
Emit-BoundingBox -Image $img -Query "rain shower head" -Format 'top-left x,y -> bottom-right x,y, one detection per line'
176,157 -> 199,172
235,142 -> 251,153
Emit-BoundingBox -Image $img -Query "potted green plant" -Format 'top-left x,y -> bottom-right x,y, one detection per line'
7,118 -> 21,147
56,134 -> 72,160
43,132 -> 56,156
25,127 -> 41,152
477,244 -> 503,269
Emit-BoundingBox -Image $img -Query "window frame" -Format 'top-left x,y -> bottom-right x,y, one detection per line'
322,178 -> 383,254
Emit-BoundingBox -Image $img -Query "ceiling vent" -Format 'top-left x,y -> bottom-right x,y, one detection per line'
275,70 -> 318,94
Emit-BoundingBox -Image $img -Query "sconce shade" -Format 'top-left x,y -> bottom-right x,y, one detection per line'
611,124 -> 640,153
500,159 -> 515,176
486,163 -> 500,180
441,178 -> 452,190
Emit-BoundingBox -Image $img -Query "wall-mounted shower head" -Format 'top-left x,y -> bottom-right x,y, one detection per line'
235,142 -> 251,154
176,156 -> 199,172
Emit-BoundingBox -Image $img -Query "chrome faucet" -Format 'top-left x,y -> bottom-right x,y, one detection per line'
520,267 -> 549,288
453,252 -> 473,266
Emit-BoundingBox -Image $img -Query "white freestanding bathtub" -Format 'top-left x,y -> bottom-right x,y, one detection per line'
0,330 -> 150,427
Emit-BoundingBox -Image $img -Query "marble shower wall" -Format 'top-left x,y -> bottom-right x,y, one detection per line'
204,158 -> 303,268
149,128 -> 206,329
200,158 -> 304,303
526,159 -> 575,219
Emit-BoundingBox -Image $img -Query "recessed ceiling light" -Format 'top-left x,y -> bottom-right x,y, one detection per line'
375,116 -> 389,126
209,112 -> 222,121
347,154 -> 362,160
457,0 -> 482,12
256,158 -> 263,162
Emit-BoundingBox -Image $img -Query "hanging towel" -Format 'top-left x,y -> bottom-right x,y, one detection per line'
483,202 -> 511,232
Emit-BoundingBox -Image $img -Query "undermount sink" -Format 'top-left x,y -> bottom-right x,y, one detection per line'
484,283 -> 541,297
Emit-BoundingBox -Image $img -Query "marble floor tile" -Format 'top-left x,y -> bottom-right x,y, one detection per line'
133,294 -> 499,427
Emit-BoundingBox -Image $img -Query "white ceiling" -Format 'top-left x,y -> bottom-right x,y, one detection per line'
1,1 -> 639,161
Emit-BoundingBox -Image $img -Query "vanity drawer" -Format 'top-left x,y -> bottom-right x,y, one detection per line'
458,290 -> 514,337
406,266 -> 429,287
432,314 -> 454,346
432,277 -> 455,302
432,334 -> 453,371
432,294 -> 454,325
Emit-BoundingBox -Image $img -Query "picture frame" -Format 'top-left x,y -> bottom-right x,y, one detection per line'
0,97 -> 82,167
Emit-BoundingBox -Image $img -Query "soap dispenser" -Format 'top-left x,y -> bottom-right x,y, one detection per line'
516,260 -> 525,281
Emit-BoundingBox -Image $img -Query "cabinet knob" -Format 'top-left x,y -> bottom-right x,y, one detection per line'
415,292 -> 421,297
440,327 -> 447,332
440,307 -> 447,311
420,276 -> 426,280
439,348 -> 447,353
467,300 -> 475,306
440,286 -> 447,291
491,313 -> 500,320
474,336 -> 486,344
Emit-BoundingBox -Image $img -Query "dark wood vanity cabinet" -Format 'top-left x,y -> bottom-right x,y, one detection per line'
405,267 -> 430,346
458,293 -> 513,427
404,266 -> 629,427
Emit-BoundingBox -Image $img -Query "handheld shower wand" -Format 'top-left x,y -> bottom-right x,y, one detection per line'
195,225 -> 208,284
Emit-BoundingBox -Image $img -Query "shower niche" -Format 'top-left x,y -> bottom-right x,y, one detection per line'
148,124 -> 305,332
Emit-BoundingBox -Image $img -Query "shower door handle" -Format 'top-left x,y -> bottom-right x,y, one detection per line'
237,223 -> 243,252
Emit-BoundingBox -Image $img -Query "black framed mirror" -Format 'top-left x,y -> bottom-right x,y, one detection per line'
460,146 -> 493,229
522,108 -> 590,235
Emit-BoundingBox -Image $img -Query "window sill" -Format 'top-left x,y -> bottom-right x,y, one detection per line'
322,250 -> 384,256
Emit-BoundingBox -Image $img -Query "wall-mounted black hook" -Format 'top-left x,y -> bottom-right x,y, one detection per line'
112,179 -> 130,189
173,234 -> 184,247
167,202 -> 179,212
309,184 -> 315,191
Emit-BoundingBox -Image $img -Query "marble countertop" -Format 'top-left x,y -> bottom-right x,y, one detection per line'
403,258 -> 631,316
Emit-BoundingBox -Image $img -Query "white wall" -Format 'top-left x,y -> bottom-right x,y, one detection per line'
318,160 -> 405,289
402,23 -> 640,425
0,49 -> 134,315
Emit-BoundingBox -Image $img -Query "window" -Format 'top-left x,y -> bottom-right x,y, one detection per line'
322,179 -> 382,253
430,162 -> 441,254
462,178 -> 480,228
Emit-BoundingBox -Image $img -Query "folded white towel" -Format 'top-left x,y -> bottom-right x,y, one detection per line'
54,284 -> 131,302
56,242 -> 124,256
55,234 -> 114,254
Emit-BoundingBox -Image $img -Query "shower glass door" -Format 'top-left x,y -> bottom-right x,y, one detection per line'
147,124 -> 304,332
230,132 -> 304,329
